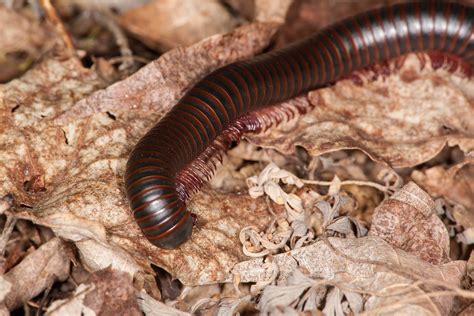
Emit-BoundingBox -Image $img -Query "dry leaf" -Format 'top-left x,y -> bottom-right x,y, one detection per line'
0,238 -> 70,311
247,54 -> 474,168
82,268 -> 141,315
48,268 -> 140,315
412,158 -> 474,214
0,6 -> 51,82
259,269 -> 326,313
231,236 -> 466,315
0,54 -> 106,203
369,182 -> 450,265
138,290 -> 191,316
56,0 -> 149,13
255,0 -> 294,24
47,284 -> 96,316
119,0 -> 239,51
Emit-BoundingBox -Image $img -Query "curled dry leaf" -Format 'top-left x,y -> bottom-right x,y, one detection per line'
0,7 -> 46,55
58,22 -> 279,123
47,283 -> 96,316
259,269 -> 326,314
0,6 -> 51,82
81,268 -> 141,315
231,236 -> 466,315
255,0 -> 294,24
0,238 -> 70,311
247,54 -> 474,168
138,290 -> 191,316
411,158 -> 474,229
369,182 -> 450,265
119,0 -> 239,51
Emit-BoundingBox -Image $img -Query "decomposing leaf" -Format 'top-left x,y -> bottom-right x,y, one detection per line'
0,238 -> 70,310
82,268 -> 141,315
0,54 -> 107,202
255,0 -> 293,24
56,0 -> 148,13
0,6 -> 52,82
231,236 -> 466,315
119,0 -> 239,51
369,182 -> 450,265
47,283 -> 96,316
47,268 -> 140,315
247,55 -> 474,168
412,158 -> 474,214
138,290 -> 190,316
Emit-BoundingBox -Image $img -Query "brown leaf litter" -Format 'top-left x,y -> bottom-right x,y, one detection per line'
369,182 -> 450,265
1,0 -> 474,314
0,6 -> 53,82
47,267 -> 141,315
119,0 -> 240,51
241,236 -> 467,315
0,238 -> 70,310
57,22 -> 280,123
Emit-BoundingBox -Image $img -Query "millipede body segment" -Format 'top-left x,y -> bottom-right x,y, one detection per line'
125,1 -> 474,249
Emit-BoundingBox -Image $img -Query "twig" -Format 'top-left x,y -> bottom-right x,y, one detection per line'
108,55 -> 150,66
91,10 -> 135,72
39,0 -> 76,56
0,194 -> 14,215
303,179 -> 394,194
0,213 -> 17,256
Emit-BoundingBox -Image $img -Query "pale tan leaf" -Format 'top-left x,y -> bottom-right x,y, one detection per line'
138,290 -> 191,316
231,236 -> 466,315
47,284 -> 96,316
369,182 -> 450,265
119,0 -> 239,51
412,158 -> 474,216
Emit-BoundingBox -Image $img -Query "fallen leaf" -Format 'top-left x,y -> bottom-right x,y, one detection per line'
0,54 -> 107,204
138,290 -> 191,316
82,268 -> 141,315
0,238 -> 70,311
247,54 -> 474,168
119,0 -> 239,51
56,0 -> 148,13
412,158 -> 474,214
369,182 -> 450,265
231,236 -> 466,315
0,6 -> 52,82
47,284 -> 96,316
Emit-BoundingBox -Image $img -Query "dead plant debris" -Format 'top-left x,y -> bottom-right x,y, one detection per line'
0,0 -> 473,315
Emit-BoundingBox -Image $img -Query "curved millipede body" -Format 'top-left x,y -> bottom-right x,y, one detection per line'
126,1 -> 474,249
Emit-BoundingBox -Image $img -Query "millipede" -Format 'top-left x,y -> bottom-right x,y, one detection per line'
125,1 -> 474,249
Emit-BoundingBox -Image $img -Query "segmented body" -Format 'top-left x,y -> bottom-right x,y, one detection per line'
125,1 -> 474,249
